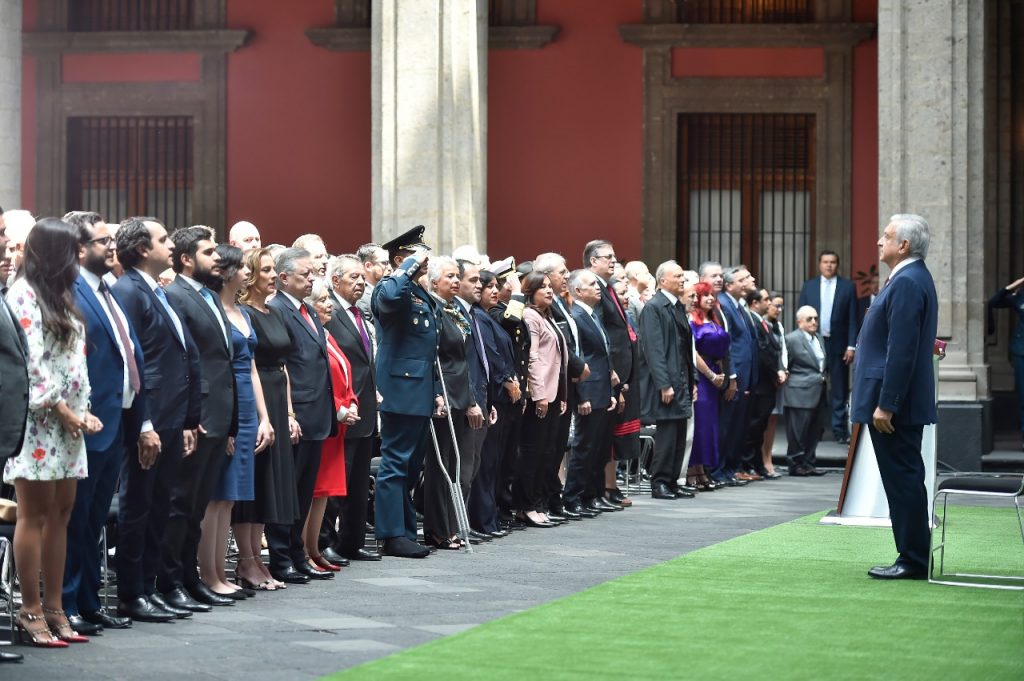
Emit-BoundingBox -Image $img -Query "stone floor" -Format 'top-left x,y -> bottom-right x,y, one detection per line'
3,469 -> 847,680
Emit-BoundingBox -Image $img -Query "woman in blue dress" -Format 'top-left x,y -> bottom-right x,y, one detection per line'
198,245 -> 274,598
687,281 -> 730,490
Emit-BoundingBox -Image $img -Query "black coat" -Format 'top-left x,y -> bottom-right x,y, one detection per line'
0,297 -> 28,461
637,292 -> 697,421
325,290 -> 377,439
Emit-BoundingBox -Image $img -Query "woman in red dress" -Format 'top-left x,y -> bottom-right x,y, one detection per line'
302,279 -> 359,573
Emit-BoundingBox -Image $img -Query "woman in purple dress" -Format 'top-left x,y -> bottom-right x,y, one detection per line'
687,282 -> 730,490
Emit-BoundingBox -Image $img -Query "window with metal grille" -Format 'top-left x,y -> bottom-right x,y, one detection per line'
677,0 -> 814,23
69,0 -> 195,32
678,113 -> 815,326
490,0 -> 537,26
66,116 -> 194,229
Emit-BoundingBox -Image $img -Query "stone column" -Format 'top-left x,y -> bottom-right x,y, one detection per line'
0,0 -> 21,209
877,0 -> 990,466
371,0 -> 487,254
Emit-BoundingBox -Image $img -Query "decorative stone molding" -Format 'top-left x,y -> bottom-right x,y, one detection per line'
23,29 -> 250,54
619,23 -> 874,48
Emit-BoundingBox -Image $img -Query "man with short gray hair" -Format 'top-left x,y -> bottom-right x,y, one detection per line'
356,242 -> 390,324
783,305 -> 828,477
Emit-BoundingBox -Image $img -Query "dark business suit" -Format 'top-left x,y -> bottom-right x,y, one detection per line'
321,291 -> 377,557
783,329 -> 828,469
0,294 -> 29,462
63,274 -> 148,617
371,257 -> 442,541
549,297 -> 587,511
563,302 -> 614,506
638,292 -> 697,491
988,287 -> 1024,432
469,304 -> 519,533
457,298 -> 491,504
744,311 -> 783,471
267,291 -> 335,572
798,275 -> 859,438
715,292 -> 758,478
488,298 -> 530,522
851,259 -> 937,571
112,268 -> 200,602
160,275 -> 237,592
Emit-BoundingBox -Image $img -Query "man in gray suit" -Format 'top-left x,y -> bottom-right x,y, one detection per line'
783,305 -> 828,477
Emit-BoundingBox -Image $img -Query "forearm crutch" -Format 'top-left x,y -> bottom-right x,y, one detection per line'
428,356 -> 473,553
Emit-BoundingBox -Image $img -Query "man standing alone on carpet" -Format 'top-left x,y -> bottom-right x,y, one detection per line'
852,213 -> 937,580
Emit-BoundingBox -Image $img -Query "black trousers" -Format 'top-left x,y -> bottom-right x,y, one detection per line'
459,421 -> 487,504
717,392 -> 750,474
318,436 -> 374,555
266,438 -> 323,572
157,433 -> 228,592
869,422 -> 930,570
547,394 -> 577,511
513,402 -> 559,513
785,398 -> 826,468
118,428 -> 182,601
650,418 -> 688,488
422,411 -> 468,540
469,403 -> 515,532
563,407 -> 614,505
495,403 -> 523,521
744,390 -> 777,470
823,338 -> 851,437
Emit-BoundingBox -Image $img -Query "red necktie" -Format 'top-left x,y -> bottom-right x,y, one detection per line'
608,288 -> 637,342
100,282 -> 141,394
762,319 -> 770,333
300,304 -> 319,333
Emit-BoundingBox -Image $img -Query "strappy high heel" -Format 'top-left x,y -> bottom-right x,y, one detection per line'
15,609 -> 69,648
42,607 -> 89,644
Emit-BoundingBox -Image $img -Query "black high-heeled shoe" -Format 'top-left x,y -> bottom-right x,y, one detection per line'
516,512 -> 555,528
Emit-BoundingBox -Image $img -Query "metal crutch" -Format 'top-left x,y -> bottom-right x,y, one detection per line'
428,356 -> 473,553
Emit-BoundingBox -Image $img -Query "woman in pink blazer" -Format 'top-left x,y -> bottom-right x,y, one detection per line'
513,271 -> 568,528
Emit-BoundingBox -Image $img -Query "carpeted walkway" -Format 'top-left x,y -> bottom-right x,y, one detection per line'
329,506 -> 1024,681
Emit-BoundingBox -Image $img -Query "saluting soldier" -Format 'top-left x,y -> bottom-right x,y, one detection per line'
371,226 -> 443,558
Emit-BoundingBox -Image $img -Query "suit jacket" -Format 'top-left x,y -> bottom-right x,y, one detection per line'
988,287 -> 1024,357
164,276 -> 238,439
371,257 -> 442,417
489,299 -> 530,400
474,303 -> 519,405
435,304 -> 475,412
783,330 -> 827,409
595,277 -> 635,386
570,303 -> 613,409
550,297 -> 587,382
717,292 -> 758,392
268,292 -> 336,441
851,259 -> 938,426
112,269 -> 200,433
751,312 -> 783,397
638,292 -> 697,421
325,290 -> 377,439
798,275 -> 859,353
74,275 -> 148,451
524,307 -> 568,404
459,299 -> 490,412
0,295 -> 29,461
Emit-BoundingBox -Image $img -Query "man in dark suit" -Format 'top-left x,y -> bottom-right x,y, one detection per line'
798,250 -> 860,444
563,269 -> 617,514
715,265 -> 760,483
160,226 -> 238,608
0,207 -> 28,663
61,212 -> 143,633
638,262 -> 699,499
321,254 -> 381,562
852,214 -> 938,580
988,275 -> 1024,447
267,247 -> 336,582
372,226 -> 441,558
783,306 -> 829,477
745,287 -> 785,479
113,217 -> 202,622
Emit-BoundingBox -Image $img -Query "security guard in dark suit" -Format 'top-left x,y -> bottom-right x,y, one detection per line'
371,226 -> 443,558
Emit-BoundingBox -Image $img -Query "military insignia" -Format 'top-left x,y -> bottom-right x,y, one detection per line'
424,320 -> 430,328
413,318 -> 419,325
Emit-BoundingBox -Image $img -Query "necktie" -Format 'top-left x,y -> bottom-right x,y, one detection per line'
350,306 -> 372,358
199,287 -> 228,344
607,286 -> 637,342
821,278 -> 834,336
154,285 -> 186,346
299,303 -> 319,335
100,282 -> 141,394
761,318 -> 770,334
591,310 -> 610,354
470,308 -> 490,379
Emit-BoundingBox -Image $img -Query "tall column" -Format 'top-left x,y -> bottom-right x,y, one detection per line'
372,0 -> 487,254
877,0 -> 990,465
0,0 -> 21,209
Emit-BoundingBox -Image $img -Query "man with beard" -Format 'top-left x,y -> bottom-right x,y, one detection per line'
159,226 -> 238,609
61,211 -> 146,633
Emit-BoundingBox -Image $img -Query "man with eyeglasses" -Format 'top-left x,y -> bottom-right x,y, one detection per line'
356,242 -> 391,330
782,305 -> 829,476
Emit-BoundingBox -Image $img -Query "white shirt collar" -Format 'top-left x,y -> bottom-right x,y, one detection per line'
888,256 -> 921,279
134,267 -> 160,291
179,274 -> 203,292
80,268 -> 103,292
456,296 -> 473,314
334,291 -> 354,311
821,275 -> 836,284
574,300 -> 595,316
659,289 -> 677,305
279,290 -> 304,310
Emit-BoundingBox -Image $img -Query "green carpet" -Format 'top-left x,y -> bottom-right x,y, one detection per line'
327,507 -> 1024,680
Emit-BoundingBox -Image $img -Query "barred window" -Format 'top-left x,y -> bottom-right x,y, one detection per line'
677,0 -> 815,24
69,0 -> 195,32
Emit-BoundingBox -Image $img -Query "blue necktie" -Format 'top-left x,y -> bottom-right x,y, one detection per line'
199,287 -> 228,344
154,285 -> 186,346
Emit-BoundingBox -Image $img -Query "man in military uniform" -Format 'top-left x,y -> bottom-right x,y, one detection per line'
372,226 -> 443,558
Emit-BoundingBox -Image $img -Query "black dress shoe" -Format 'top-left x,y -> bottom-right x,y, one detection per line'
322,546 -> 352,566
67,614 -> 103,635
162,587 -> 212,612
81,609 -> 132,629
296,562 -> 335,580
188,582 -> 236,606
676,484 -> 698,494
595,497 -> 623,511
652,483 -> 676,500
560,506 -> 583,520
788,465 -> 812,477
488,529 -> 510,538
518,514 -> 556,528
868,562 -> 926,580
381,536 -> 430,558
805,466 -> 827,476
582,499 -> 606,513
469,529 -> 494,542
672,487 -> 696,499
340,547 -> 382,561
148,593 -> 193,618
0,649 -> 23,663
118,596 -> 177,622
271,566 -> 312,583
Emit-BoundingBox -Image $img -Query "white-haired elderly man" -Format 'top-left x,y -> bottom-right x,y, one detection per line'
782,305 -> 829,477
1,208 -> 34,291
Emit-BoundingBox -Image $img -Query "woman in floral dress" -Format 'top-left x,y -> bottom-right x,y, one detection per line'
3,217 -> 102,647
